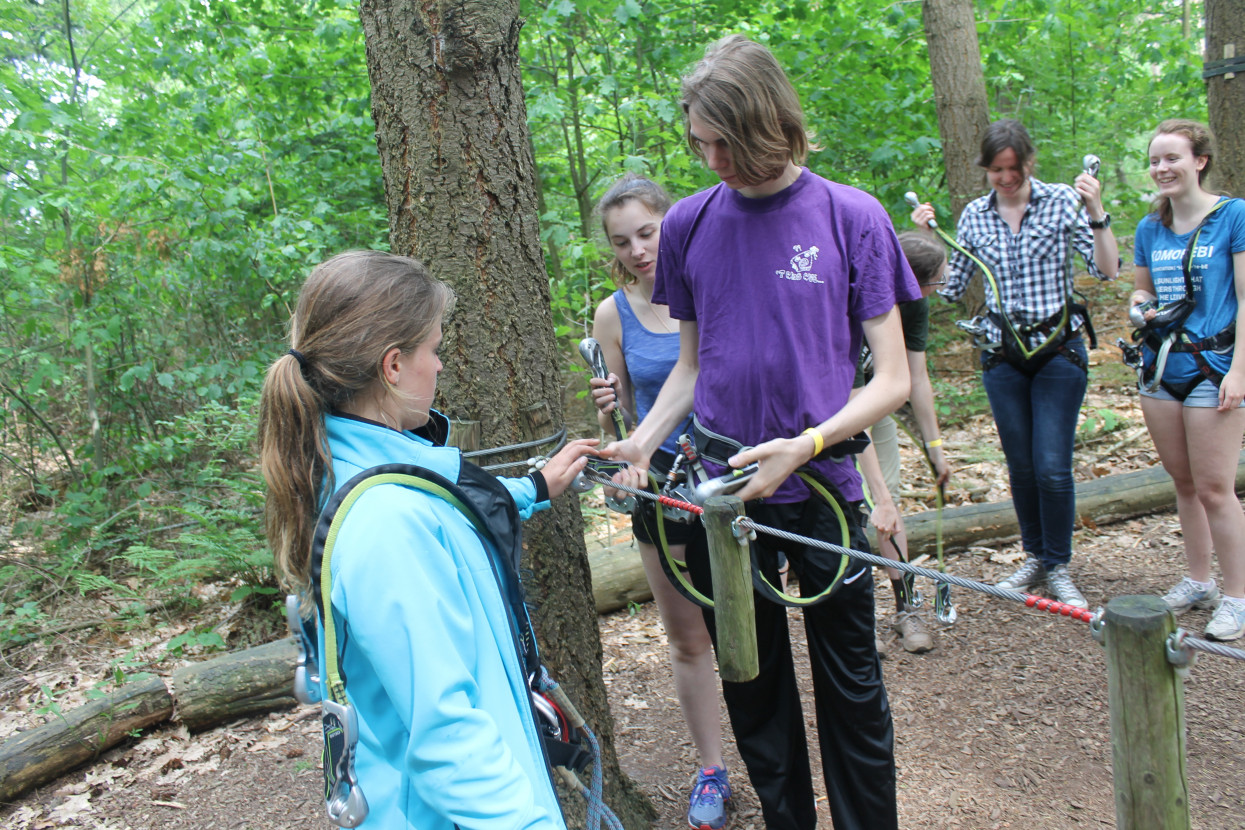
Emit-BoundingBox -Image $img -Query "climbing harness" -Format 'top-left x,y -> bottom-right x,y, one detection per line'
294,459 -> 620,828
585,417 -> 872,610
904,186 -> 1097,377
1124,199 -> 1236,400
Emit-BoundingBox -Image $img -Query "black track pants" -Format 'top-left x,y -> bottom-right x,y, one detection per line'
687,496 -> 897,830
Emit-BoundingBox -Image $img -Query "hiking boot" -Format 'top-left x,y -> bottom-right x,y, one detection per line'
1046,565 -> 1087,609
1205,597 -> 1245,642
1161,577 -> 1221,615
892,609 -> 935,653
687,766 -> 730,830
875,634 -> 889,659
996,556 -> 1045,591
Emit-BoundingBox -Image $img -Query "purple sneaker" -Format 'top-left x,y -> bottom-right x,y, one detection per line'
687,765 -> 730,830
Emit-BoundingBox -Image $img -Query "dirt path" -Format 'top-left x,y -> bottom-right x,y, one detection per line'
5,507 -> 1243,829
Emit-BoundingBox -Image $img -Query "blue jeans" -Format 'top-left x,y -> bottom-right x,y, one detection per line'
981,337 -> 1087,569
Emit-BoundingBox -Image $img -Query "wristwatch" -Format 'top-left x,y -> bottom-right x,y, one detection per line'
1088,213 -> 1111,230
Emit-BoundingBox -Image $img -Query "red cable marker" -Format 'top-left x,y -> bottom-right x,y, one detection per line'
1023,594 -> 1096,623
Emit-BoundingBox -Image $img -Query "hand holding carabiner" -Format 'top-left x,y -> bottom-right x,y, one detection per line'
905,191 -> 938,231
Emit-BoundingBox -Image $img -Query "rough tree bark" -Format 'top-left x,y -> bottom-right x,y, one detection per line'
1205,0 -> 1245,197
922,0 -> 991,313
356,1 -> 652,826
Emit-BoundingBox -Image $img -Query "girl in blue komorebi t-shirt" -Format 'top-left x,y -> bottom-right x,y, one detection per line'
1130,119 -> 1245,642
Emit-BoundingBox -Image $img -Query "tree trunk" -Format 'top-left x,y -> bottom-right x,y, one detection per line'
356,3 -> 652,826
1205,0 -> 1245,197
922,0 -> 990,314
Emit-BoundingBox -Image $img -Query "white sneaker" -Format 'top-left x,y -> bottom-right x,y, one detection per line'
1205,597 -> 1245,641
1046,565 -> 1087,610
996,556 -> 1045,591
1161,577 -> 1221,616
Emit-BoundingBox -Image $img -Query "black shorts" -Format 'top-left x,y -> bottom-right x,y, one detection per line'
631,449 -> 695,547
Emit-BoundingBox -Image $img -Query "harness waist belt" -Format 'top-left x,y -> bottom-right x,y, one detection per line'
1143,326 -> 1235,354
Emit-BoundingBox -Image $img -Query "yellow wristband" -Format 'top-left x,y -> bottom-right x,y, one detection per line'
925,438 -> 944,449
802,427 -> 824,457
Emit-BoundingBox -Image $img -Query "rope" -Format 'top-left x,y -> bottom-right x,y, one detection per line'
579,466 -> 1245,658
734,516 -> 1098,623
581,467 -> 1093,622
1182,634 -> 1245,662
466,428 -> 568,471
536,668 -> 625,830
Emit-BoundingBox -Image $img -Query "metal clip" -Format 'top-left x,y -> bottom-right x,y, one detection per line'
730,516 -> 756,546
693,463 -> 759,504
1082,153 -> 1101,179
661,485 -> 697,523
956,316 -> 989,338
529,687 -> 563,742
322,698 -> 369,828
605,493 -> 637,514
677,433 -> 710,488
1116,337 -> 1143,369
1089,607 -> 1106,645
1165,628 -> 1197,679
934,583 -> 957,625
568,470 -> 595,494
286,595 -> 322,705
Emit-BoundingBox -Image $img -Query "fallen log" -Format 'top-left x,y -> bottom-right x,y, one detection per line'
0,675 -> 173,803
172,638 -> 298,732
587,454 -> 1245,613
903,451 -> 1245,560
588,540 -> 652,614
0,638 -> 300,802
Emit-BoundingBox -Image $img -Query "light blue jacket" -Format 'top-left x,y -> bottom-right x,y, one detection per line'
315,413 -> 566,830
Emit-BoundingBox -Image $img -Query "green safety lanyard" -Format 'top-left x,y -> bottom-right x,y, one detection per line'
318,472 -> 489,706
653,470 -> 853,609
929,223 -> 1071,361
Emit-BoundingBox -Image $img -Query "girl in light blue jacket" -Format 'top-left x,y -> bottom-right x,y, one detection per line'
259,251 -> 596,829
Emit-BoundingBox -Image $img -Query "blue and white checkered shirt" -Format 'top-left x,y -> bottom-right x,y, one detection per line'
939,177 -> 1112,349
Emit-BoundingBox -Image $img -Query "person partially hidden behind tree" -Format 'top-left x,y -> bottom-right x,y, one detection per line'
603,35 -> 917,830
855,231 -> 952,656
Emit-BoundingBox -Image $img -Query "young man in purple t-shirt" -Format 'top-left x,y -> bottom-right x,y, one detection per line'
604,35 -> 918,830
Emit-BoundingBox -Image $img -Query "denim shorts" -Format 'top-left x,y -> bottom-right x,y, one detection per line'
1139,379 -> 1245,408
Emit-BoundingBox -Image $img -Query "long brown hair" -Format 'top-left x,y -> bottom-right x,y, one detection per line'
259,250 -> 454,595
1149,119 -> 1216,228
681,35 -> 816,188
595,174 -> 672,288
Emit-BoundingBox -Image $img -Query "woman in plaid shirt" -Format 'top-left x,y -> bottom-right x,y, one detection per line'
911,119 -> 1118,610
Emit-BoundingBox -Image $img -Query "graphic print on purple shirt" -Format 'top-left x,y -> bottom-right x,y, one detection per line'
654,169 -> 920,503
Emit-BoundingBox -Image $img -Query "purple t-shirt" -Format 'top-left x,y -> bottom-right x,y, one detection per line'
654,168 -> 920,502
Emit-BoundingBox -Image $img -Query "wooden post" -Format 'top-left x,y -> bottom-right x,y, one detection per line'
1103,595 -> 1190,829
701,495 -> 758,682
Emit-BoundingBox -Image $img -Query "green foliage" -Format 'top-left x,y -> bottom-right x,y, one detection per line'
0,601 -> 49,647
932,375 -> 992,426
0,0 -> 1210,637
1078,406 -> 1128,441
166,627 -> 227,657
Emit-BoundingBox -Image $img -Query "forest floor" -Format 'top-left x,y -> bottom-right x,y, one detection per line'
2,273 -> 1245,829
